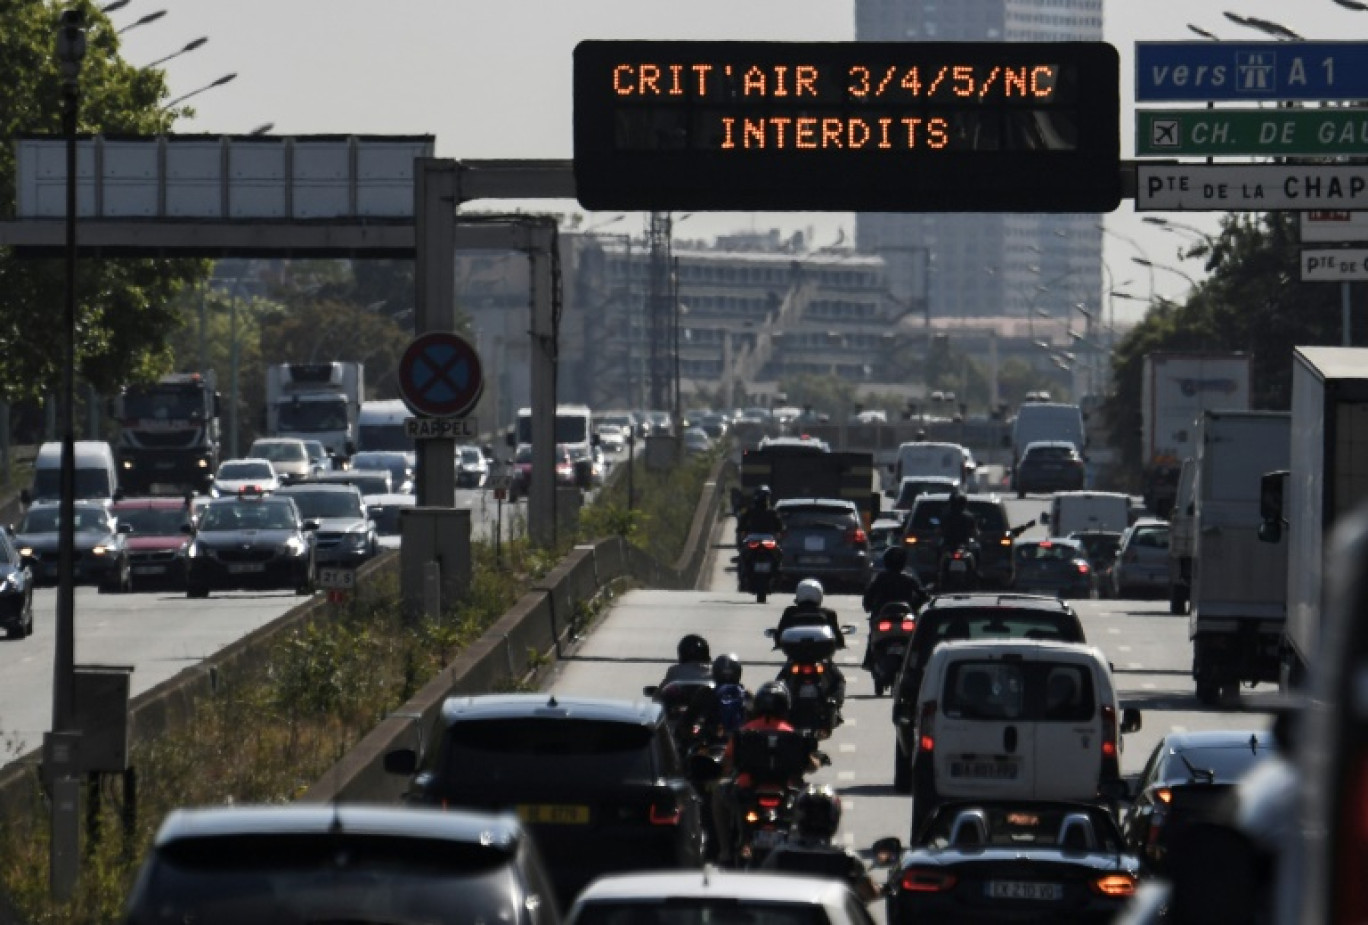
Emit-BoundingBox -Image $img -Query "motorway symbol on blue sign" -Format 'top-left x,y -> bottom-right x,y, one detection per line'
1136,42 -> 1368,102
397,332 -> 484,419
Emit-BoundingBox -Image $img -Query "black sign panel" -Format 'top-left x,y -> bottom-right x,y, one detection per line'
573,41 -> 1121,212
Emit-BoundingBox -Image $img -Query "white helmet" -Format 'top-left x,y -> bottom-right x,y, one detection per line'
795,578 -> 825,606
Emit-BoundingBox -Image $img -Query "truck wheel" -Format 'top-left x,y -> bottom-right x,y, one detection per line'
1195,679 -> 1221,706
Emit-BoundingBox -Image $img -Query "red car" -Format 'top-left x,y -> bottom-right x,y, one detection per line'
111,496 -> 195,590
509,443 -> 577,501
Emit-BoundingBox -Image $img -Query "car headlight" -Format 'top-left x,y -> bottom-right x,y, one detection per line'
344,532 -> 368,548
284,537 -> 306,556
18,546 -> 33,559
185,543 -> 200,559
91,545 -> 110,557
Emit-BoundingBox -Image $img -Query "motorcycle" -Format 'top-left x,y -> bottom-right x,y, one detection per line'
766,624 -> 847,739
867,601 -> 917,697
739,533 -> 781,603
728,727 -> 822,867
938,540 -> 980,593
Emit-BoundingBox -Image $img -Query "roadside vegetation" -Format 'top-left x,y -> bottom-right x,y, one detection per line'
0,449 -> 719,923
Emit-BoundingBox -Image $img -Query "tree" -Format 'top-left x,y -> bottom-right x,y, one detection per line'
1103,211 -> 1344,483
0,1 -> 206,401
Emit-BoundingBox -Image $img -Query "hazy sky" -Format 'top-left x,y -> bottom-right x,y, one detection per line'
114,0 -> 1366,322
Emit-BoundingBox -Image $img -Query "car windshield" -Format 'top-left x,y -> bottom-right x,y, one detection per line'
917,608 -> 1085,654
218,461 -> 273,480
276,400 -> 348,432
1071,534 -> 1121,563
117,507 -> 190,535
1129,526 -> 1170,550
251,442 -> 306,463
20,508 -> 110,533
139,834 -> 519,925
198,503 -> 297,532
1163,744 -> 1271,783
341,475 -> 390,496
369,502 -> 410,535
574,901 -> 826,925
922,803 -> 1123,852
438,719 -> 656,787
31,468 -> 112,501
1026,445 -> 1076,461
282,491 -> 363,519
459,448 -> 483,465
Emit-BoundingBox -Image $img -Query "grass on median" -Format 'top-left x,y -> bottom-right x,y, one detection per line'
0,446 -> 720,924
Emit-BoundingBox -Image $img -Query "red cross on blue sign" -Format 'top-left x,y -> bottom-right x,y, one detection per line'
397,332 -> 484,418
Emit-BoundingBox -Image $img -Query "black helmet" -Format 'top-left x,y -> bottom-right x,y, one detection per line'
752,681 -> 791,720
677,633 -> 711,664
793,784 -> 842,838
752,485 -> 772,507
883,546 -> 908,573
712,653 -> 743,685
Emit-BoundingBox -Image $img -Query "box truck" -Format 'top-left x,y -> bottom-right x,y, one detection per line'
265,362 -> 365,460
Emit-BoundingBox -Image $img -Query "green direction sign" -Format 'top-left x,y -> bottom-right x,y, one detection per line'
1137,108 -> 1368,156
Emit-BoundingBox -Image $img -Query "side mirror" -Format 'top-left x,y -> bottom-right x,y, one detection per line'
871,836 -> 903,867
841,623 -> 859,637
1040,511 -> 1051,525
1121,707 -> 1142,734
642,685 -> 660,698
383,748 -> 418,776
303,519 -> 320,531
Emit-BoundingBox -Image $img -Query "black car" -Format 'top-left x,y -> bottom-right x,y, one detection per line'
890,594 -> 1086,792
1120,729 -> 1275,873
1014,441 -> 1087,497
182,492 -> 316,598
880,801 -> 1139,924
1013,538 -> 1096,599
275,482 -> 378,567
0,529 -> 34,639
122,804 -> 561,925
385,694 -> 705,909
901,493 -> 1023,589
774,497 -> 873,592
14,500 -> 132,592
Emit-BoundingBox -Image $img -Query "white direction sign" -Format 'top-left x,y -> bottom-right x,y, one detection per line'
1301,248 -> 1368,282
1138,165 -> 1368,211
1301,210 -> 1368,244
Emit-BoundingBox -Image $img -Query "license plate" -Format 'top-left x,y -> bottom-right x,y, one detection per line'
132,565 -> 166,575
753,561 -> 772,573
950,760 -> 1018,780
950,560 -> 968,572
155,461 -> 176,470
799,556 -> 830,565
803,536 -> 825,552
227,562 -> 266,574
517,803 -> 590,825
987,881 -> 1063,901
799,684 -> 820,699
751,828 -> 783,848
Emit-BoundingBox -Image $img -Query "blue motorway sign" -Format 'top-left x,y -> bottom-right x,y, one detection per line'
1136,42 -> 1368,102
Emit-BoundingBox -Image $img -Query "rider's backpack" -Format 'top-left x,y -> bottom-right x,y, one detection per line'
715,683 -> 748,733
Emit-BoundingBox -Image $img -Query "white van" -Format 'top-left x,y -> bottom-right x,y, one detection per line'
1012,403 -> 1086,467
1043,491 -> 1131,538
356,400 -> 413,454
893,441 -> 972,488
26,441 -> 119,506
909,638 -> 1140,833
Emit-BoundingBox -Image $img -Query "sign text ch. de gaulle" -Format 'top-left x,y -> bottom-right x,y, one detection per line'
572,41 -> 1121,213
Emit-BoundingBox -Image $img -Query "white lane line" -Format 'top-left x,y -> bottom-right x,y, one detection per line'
1117,645 -> 1132,652
838,771 -> 856,781
1170,725 -> 1188,733
1108,627 -> 1121,635
838,742 -> 857,753
1128,662 -> 1143,670
1142,682 -> 1157,690
841,717 -> 857,728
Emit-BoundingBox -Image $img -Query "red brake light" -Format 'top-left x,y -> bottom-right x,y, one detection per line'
649,802 -> 681,825
846,527 -> 868,545
901,867 -> 958,892
1076,562 -> 1091,574
1101,705 -> 1118,759
761,538 -> 776,549
757,794 -> 782,809
902,619 -> 917,632
878,620 -> 894,632
1040,541 -> 1053,549
918,700 -> 937,753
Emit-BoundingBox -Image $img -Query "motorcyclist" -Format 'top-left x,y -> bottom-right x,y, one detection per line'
711,653 -> 752,736
713,682 -> 816,866
759,785 -> 882,902
662,633 -> 714,685
774,579 -> 847,720
936,489 -> 980,586
860,546 -> 927,669
738,485 -> 784,539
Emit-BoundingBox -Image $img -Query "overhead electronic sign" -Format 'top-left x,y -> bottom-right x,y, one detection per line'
573,41 -> 1121,212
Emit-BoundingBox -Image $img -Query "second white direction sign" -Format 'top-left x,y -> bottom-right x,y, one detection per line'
1302,248 -> 1368,282
1138,165 -> 1368,211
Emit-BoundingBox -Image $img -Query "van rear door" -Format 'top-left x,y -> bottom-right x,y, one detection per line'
933,657 -> 1034,799
1032,658 -> 1104,800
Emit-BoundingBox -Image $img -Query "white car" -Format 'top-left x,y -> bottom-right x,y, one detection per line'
909,638 -> 1141,834
211,458 -> 281,497
566,869 -> 875,925
455,445 -> 489,489
596,424 -> 627,453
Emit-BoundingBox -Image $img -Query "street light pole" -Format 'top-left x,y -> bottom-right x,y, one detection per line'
163,72 -> 236,109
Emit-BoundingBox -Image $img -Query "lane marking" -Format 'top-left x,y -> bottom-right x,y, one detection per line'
1128,662 -> 1143,670
838,742 -> 857,753
1142,682 -> 1157,690
1118,645 -> 1132,652
1170,725 -> 1188,733
1108,627 -> 1121,635
838,770 -> 856,781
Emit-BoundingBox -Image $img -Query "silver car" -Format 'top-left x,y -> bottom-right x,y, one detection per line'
1110,518 -> 1171,599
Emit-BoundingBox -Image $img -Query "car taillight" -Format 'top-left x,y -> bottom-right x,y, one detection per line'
900,867 -> 957,892
905,535 -> 918,546
878,620 -> 894,632
1155,788 -> 1172,805
918,700 -> 937,753
761,538 -> 776,549
1091,874 -> 1137,897
1101,705 -> 1119,760
902,618 -> 917,632
846,527 -> 868,545
758,794 -> 783,809
649,802 -> 682,825
1076,562 -> 1091,574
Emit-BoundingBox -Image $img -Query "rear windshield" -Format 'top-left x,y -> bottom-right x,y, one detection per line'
574,902 -> 826,925
438,719 -> 657,787
781,505 -> 858,529
943,660 -> 1097,723
133,834 -> 519,925
1161,745 -> 1271,784
1026,445 -> 1076,461
923,804 -> 1123,852
909,499 -> 1009,533
1018,542 -> 1085,563
1128,526 -> 1170,550
916,608 -> 1085,657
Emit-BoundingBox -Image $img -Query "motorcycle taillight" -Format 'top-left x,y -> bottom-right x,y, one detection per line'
757,794 -> 783,809
901,619 -> 917,632
877,620 -> 894,632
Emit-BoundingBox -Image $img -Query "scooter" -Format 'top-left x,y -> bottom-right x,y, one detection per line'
765,624 -> 851,739
867,601 -> 917,697
728,727 -> 820,867
938,540 -> 980,593
739,533 -> 781,603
